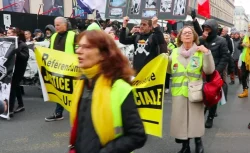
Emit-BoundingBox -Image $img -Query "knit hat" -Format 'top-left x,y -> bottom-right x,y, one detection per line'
86,22 -> 101,31
33,29 -> 42,34
234,31 -> 240,35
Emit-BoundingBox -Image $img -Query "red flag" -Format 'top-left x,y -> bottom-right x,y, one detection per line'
166,20 -> 176,25
198,0 -> 211,18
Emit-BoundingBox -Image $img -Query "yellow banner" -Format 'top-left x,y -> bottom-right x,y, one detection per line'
35,47 -> 81,111
132,53 -> 168,138
35,47 -> 168,137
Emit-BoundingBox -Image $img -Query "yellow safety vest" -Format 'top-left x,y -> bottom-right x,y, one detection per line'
241,35 -> 249,62
167,42 -> 176,50
111,79 -> 132,137
50,31 -> 75,54
171,48 -> 203,97
70,79 -> 132,137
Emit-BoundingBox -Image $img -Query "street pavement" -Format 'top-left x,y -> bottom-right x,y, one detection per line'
0,79 -> 250,153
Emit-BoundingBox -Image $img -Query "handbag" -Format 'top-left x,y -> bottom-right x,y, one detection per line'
188,79 -> 203,102
202,70 -> 223,107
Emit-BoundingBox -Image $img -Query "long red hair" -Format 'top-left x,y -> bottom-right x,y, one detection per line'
77,30 -> 134,84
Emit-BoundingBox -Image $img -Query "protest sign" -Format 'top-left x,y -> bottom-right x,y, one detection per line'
132,53 -> 168,137
35,47 -> 168,137
0,37 -> 18,119
21,42 -> 40,86
105,0 -> 189,20
35,47 -> 81,111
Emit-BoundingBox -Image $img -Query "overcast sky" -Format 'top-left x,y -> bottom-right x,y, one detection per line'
234,0 -> 250,14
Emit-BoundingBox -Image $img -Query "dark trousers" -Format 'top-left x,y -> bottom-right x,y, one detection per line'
55,103 -> 64,115
241,62 -> 249,89
165,73 -> 171,89
230,60 -> 242,82
9,62 -> 27,112
176,138 -> 190,143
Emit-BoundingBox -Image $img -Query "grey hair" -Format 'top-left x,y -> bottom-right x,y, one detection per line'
223,27 -> 228,32
55,17 -> 68,25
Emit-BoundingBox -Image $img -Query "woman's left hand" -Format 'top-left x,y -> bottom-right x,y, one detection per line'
197,45 -> 209,53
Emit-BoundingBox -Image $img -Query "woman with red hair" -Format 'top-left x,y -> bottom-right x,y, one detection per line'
69,30 -> 147,153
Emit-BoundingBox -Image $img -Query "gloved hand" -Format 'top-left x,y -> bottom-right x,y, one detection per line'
191,9 -> 196,20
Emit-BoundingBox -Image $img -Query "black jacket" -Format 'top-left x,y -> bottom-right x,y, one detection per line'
15,41 -> 29,64
50,31 -> 76,52
75,78 -> 147,153
200,19 -> 229,74
120,27 -> 166,73
12,41 -> 29,84
223,34 -> 233,54
193,19 -> 203,36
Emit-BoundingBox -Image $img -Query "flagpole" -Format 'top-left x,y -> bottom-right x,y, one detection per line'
193,0 -> 197,9
0,2 -> 19,11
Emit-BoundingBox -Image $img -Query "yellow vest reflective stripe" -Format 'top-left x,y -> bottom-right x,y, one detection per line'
111,79 -> 132,137
171,48 -> 203,97
171,72 -> 201,78
111,79 -> 135,153
50,31 -> 75,54
241,36 -> 249,62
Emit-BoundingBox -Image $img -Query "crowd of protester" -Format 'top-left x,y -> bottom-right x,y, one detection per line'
0,9 -> 250,152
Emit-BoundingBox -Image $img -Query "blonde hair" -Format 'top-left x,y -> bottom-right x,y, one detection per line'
164,33 -> 170,38
177,26 -> 199,47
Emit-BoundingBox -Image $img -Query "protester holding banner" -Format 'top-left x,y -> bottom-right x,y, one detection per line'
33,29 -> 45,42
33,25 -> 56,48
168,26 -> 215,153
24,31 -> 33,42
69,30 -> 147,153
119,16 -> 167,74
45,17 -> 77,122
44,24 -> 56,41
164,33 -> 176,94
7,27 -> 29,117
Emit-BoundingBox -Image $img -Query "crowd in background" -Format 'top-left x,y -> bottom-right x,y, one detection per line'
0,9 -> 250,152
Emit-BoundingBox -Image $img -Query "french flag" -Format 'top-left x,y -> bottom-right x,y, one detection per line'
198,0 -> 211,18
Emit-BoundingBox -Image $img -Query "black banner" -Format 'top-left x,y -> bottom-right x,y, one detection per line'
0,37 -> 18,119
105,0 -> 189,20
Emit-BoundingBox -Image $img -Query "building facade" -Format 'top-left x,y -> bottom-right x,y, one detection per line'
188,0 -> 235,27
0,0 -> 73,17
233,6 -> 249,32
0,0 -> 235,29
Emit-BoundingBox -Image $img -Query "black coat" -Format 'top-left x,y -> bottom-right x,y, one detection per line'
200,19 -> 229,74
223,34 -> 233,54
14,41 -> 29,64
11,41 -> 29,85
75,78 -> 147,153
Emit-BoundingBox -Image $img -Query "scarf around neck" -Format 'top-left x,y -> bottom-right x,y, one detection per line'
81,64 -> 115,146
180,43 -> 197,58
